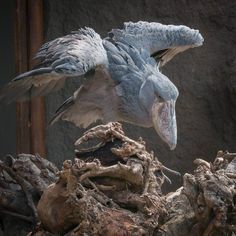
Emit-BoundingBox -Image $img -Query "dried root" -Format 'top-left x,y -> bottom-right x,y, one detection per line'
0,123 -> 235,236
159,150 -> 236,236
37,122 -> 167,235
0,154 -> 58,234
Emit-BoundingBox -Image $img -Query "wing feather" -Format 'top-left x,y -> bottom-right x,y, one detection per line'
49,66 -> 120,128
0,28 -> 107,103
110,21 -> 204,66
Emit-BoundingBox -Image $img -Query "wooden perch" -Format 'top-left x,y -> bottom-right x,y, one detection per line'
0,123 -> 235,236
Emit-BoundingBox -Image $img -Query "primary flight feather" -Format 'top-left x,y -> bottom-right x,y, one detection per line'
0,21 -> 204,150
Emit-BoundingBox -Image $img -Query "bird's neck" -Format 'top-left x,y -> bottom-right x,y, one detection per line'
117,93 -> 152,128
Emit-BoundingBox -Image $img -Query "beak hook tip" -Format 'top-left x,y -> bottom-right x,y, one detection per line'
169,144 -> 176,150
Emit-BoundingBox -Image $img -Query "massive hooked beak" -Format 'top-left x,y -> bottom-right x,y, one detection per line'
152,99 -> 177,150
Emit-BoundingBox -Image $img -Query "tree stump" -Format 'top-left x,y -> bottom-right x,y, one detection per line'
0,122 -> 235,236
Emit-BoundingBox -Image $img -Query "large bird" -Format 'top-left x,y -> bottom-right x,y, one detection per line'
0,21 -> 203,150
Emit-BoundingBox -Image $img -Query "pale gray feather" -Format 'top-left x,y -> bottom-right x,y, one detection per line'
0,21 -> 204,149
49,66 -> 120,128
110,21 -> 204,66
0,28 -> 108,103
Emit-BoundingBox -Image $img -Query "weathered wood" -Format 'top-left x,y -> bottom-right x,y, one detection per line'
32,126 -> 236,235
27,0 -> 46,157
0,123 -> 235,236
14,0 -> 31,154
37,123 -> 164,235
0,154 -> 58,226
14,0 -> 46,156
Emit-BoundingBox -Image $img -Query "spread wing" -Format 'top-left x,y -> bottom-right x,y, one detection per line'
109,21 -> 204,67
49,66 -> 120,128
0,28 -> 108,104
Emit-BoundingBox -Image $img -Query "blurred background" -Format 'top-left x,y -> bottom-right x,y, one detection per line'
1,0 -> 236,194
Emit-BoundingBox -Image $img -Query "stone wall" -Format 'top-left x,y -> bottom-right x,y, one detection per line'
43,0 -> 236,191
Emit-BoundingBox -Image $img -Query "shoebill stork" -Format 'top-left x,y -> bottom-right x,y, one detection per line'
0,21 -> 203,150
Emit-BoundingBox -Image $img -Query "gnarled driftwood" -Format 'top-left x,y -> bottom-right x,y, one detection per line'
0,122 -> 235,236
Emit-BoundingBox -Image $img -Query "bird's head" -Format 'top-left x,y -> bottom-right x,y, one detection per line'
139,69 -> 179,150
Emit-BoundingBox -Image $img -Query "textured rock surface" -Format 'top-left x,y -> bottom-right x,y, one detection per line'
43,0 -> 236,191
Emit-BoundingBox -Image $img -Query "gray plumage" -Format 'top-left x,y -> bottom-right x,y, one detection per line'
0,21 -> 204,149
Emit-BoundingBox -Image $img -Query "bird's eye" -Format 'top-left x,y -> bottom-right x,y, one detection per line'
157,95 -> 165,102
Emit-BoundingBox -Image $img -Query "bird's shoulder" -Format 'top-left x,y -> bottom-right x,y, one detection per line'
102,39 -> 157,84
